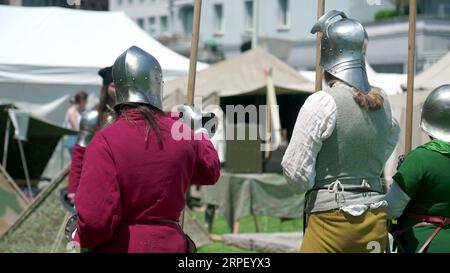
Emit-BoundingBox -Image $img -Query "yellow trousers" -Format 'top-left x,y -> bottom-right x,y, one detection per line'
300,208 -> 388,253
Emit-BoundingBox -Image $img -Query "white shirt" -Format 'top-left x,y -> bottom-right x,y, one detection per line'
282,86 -> 395,216
64,105 -> 82,130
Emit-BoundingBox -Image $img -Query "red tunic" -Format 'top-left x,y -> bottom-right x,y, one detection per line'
67,144 -> 86,194
74,110 -> 220,253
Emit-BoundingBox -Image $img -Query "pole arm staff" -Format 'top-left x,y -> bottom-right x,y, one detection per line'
186,0 -> 203,105
181,0 -> 203,231
315,0 -> 325,92
405,0 -> 417,154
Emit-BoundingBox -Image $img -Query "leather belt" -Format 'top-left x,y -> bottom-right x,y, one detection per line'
392,213 -> 450,253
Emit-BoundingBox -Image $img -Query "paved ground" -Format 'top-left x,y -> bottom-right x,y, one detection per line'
222,233 -> 397,253
222,232 -> 303,253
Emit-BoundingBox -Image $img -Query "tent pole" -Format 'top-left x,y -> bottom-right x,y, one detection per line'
2,117 -> 11,169
315,0 -> 325,92
405,0 -> 417,154
265,68 -> 273,160
182,0 -> 203,231
17,139 -> 33,199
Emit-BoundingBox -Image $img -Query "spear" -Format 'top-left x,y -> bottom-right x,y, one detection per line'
181,0 -> 203,231
405,0 -> 417,154
186,0 -> 203,106
315,0 -> 325,92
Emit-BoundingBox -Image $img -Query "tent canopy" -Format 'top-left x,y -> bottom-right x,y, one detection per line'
0,5 -> 206,84
0,5 -> 207,125
0,104 -> 75,183
163,47 -> 315,110
407,51 -> 450,91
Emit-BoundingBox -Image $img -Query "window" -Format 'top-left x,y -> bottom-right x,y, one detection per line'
148,17 -> 156,35
128,0 -> 133,4
214,3 -> 224,34
438,4 -> 450,18
180,6 -> 194,35
137,18 -> 145,30
117,0 -> 123,5
160,16 -> 169,33
244,0 -> 254,31
278,0 -> 290,29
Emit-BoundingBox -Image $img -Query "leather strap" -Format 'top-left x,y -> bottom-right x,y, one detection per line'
393,213 -> 450,253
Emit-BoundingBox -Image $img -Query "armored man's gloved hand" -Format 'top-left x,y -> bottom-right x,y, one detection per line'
178,105 -> 218,138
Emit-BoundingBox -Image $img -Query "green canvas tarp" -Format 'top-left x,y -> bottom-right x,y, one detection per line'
0,166 -> 71,252
0,165 -> 28,236
0,104 -> 75,186
201,173 -> 304,230
0,166 -> 212,253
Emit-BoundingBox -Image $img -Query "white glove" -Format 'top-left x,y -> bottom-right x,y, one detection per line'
178,105 -> 217,138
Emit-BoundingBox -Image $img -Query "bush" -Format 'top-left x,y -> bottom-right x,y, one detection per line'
375,9 -> 400,21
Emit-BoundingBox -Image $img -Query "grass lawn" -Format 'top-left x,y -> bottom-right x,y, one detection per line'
192,209 -> 303,253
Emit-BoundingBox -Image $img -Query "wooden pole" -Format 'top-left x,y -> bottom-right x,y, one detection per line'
315,0 -> 325,92
405,0 -> 417,154
186,0 -> 202,106
182,0 -> 203,230
265,68 -> 273,160
253,214 -> 261,233
17,140 -> 32,199
233,220 -> 241,234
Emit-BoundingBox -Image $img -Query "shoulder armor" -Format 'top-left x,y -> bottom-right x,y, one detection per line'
76,110 -> 99,148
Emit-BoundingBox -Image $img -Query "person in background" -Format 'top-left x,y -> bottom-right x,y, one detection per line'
66,66 -> 115,205
64,91 -> 88,156
385,84 -> 450,253
73,46 -> 220,253
281,10 -> 400,253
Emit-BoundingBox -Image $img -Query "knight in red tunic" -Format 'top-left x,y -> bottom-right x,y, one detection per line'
73,46 -> 220,253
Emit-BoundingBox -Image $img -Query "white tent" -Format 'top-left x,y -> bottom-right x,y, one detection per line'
384,90 -> 431,182
0,5 -> 206,125
403,51 -> 450,91
164,47 -> 315,111
383,51 -> 450,181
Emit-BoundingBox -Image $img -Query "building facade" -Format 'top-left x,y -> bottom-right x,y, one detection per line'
110,0 -> 398,58
3,0 -> 450,72
2,0 -> 108,10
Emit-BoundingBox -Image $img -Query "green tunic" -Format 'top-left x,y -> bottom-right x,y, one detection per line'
393,139 -> 450,253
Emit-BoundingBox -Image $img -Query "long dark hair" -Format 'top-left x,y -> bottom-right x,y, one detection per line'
96,85 -> 115,129
115,103 -> 164,148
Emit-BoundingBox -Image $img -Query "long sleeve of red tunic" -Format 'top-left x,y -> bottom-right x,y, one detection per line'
74,111 -> 220,252
67,144 -> 86,194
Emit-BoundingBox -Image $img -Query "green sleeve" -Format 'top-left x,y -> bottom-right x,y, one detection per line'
392,149 -> 425,199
